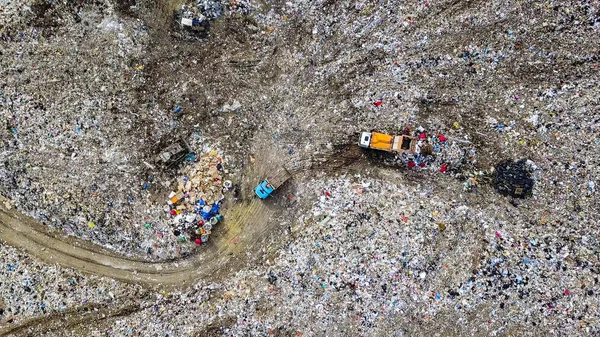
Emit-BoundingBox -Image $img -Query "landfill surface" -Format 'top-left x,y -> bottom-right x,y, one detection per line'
1,0 -> 599,336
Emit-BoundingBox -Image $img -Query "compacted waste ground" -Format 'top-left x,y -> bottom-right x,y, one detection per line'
0,0 -> 599,336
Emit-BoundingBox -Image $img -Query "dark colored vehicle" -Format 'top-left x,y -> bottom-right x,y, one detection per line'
156,138 -> 192,167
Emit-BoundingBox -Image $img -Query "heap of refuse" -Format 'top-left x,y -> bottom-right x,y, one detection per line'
493,159 -> 536,198
388,129 -> 477,174
179,0 -> 252,27
166,151 -> 229,244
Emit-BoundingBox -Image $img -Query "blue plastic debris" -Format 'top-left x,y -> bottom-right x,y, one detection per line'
174,105 -> 182,113
210,203 -> 220,215
200,210 -> 211,220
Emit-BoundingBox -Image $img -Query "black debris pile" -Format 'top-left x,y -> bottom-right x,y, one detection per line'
493,159 -> 534,198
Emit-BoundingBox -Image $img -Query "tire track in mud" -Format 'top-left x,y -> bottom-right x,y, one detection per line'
0,196 -> 273,336
0,146 -> 366,336
0,197 -> 274,288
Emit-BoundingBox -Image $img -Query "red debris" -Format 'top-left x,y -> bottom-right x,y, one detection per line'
495,231 -> 503,239
440,164 -> 448,173
407,161 -> 416,168
325,191 -> 331,197
565,289 -> 570,296
373,101 -> 383,107
195,238 -> 201,245
438,134 -> 447,142
419,132 -> 426,139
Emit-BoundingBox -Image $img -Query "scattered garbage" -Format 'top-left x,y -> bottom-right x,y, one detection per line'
0,245 -> 139,323
167,150 -> 227,243
0,0 -> 599,335
178,0 -> 252,28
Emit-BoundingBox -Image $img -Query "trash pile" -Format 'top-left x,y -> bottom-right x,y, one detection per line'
166,151 -> 228,244
493,159 -> 536,198
179,0 -> 252,27
461,168 -> 494,192
393,129 -> 477,174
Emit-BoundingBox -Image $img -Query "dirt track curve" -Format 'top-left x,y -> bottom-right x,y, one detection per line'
0,195 -> 273,289
0,146 -> 365,336
0,186 -> 282,337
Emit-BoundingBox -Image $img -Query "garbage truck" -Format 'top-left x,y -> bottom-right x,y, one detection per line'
358,132 -> 417,154
254,167 -> 292,199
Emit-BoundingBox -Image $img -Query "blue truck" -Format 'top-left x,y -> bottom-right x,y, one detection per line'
254,167 -> 291,199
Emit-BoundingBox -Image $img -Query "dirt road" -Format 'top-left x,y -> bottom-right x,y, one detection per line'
0,146 -> 363,336
0,194 -> 278,336
0,195 -> 273,290
0,148 -> 289,337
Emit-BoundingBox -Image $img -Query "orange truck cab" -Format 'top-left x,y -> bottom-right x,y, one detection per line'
359,132 -> 416,154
